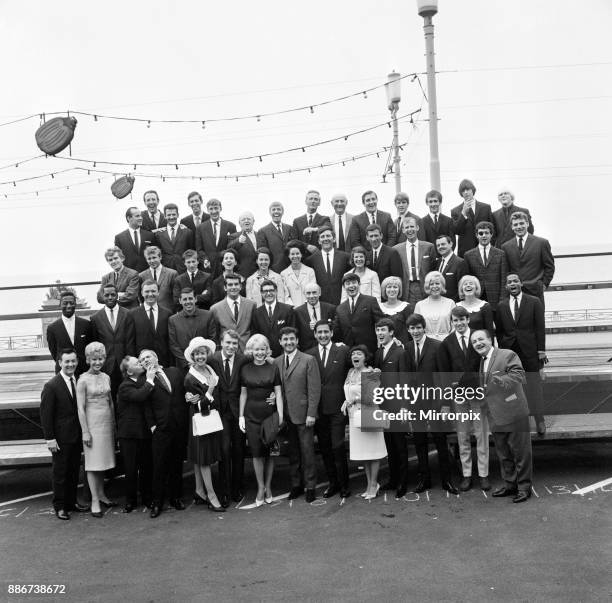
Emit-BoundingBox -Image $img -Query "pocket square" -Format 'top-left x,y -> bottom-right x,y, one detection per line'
277,319 -> 285,325
505,393 -> 518,402
423,255 -> 430,258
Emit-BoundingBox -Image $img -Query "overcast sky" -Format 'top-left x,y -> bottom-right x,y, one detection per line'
1,0 -> 611,285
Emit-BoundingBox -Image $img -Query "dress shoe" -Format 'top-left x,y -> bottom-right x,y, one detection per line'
207,500 -> 226,513
492,485 -> 518,498
339,488 -> 352,499
395,484 -> 408,499
55,509 -> 70,521
100,499 -> 117,508
70,503 -> 91,513
442,481 -> 459,495
479,477 -> 491,491
380,482 -> 397,491
288,487 -> 304,500
193,493 -> 208,506
364,483 -> 380,500
413,478 -> 431,494
170,499 -> 185,511
305,489 -> 316,503
91,510 -> 104,518
150,505 -> 162,518
264,489 -> 273,504
122,503 -> 135,514
231,491 -> 244,503
255,497 -> 265,508
459,476 -> 473,492
537,419 -> 546,437
323,485 -> 340,498
512,490 -> 531,504
220,495 -> 230,509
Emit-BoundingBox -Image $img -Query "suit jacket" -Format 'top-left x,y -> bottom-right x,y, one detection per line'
116,375 -> 153,439
153,225 -> 194,273
46,316 -> 93,377
394,211 -> 423,244
210,296 -> 256,352
405,336 -> 441,409
374,342 -> 408,412
211,274 -> 246,305
173,269 -> 212,310
138,266 -> 177,311
482,348 -> 529,427
305,343 -> 350,415
143,367 -> 189,437
40,373 -> 81,443
334,294 -> 383,353
114,228 -> 155,272
502,234 -> 555,300
274,351 -> 321,423
496,293 -> 545,370
437,330 -> 481,390
393,240 -> 436,301
89,306 -> 136,375
420,213 -> 454,248
463,246 -> 508,309
294,301 -> 337,351
292,213 -> 332,249
208,351 -> 249,419
492,204 -> 534,246
168,309 -> 217,370
450,201 -> 494,257
256,222 -> 297,273
180,212 -> 210,236
141,211 -> 167,232
130,304 -> 173,368
228,231 -> 259,278
97,267 -> 140,309
347,210 -> 397,250
250,302 -> 295,357
367,244 -> 403,284
195,218 -> 237,276
435,254 -> 468,302
329,212 -> 354,252
305,249 -> 351,305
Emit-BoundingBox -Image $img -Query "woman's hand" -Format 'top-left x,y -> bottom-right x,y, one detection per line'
185,392 -> 200,405
278,412 -> 284,426
82,433 -> 92,447
341,400 -> 348,415
239,416 -> 246,433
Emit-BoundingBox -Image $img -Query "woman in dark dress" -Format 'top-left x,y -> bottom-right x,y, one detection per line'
184,337 -> 225,512
456,275 -> 495,337
239,334 -> 284,506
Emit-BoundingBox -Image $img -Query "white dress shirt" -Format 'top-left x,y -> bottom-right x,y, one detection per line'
144,303 -> 159,328
61,315 -> 76,344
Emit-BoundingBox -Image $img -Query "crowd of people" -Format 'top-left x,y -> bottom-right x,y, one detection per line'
40,180 -> 556,520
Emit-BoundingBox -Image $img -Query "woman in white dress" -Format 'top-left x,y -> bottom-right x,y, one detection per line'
379,276 -> 414,347
341,245 -> 381,302
245,247 -> 286,306
76,342 -> 116,518
342,345 -> 386,499
280,240 -> 316,307
414,271 -> 456,341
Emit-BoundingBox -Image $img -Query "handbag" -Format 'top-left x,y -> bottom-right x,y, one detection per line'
192,402 -> 223,436
260,412 -> 281,445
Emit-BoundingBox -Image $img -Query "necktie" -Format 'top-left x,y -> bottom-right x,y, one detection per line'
338,217 -> 345,250
189,272 -> 194,284
155,371 -> 170,393
194,216 -> 200,228
170,226 -> 175,242
113,271 -> 118,284
152,268 -> 157,282
439,258 -> 445,274
312,306 -> 317,321
268,304 -> 273,322
213,221 -> 218,244
415,344 -> 421,365
321,345 -> 327,367
233,301 -> 239,322
434,214 -> 438,226
479,357 -> 485,386
148,306 -> 155,329
70,377 -> 76,400
483,246 -> 488,265
308,214 -> 313,226
285,355 -> 290,370
513,295 -> 519,320
224,357 -> 231,382
134,230 -> 140,250
350,298 -> 355,314
277,223 -> 283,236
410,244 -> 417,281
150,213 -> 156,227
373,249 -> 378,265
370,213 -> 375,225
396,217 -> 402,233
109,307 -> 115,330
326,252 -> 331,275
461,335 -> 467,356
518,236 -> 524,253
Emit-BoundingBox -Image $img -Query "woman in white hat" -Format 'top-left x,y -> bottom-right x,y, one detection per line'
184,337 -> 225,512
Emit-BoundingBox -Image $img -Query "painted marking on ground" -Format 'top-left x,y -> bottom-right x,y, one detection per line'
572,477 -> 612,496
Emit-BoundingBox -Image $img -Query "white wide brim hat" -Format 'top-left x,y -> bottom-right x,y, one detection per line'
184,337 -> 216,365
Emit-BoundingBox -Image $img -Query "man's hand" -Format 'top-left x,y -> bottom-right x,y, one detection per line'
150,425 -> 157,434
238,233 -> 247,244
538,351 -> 549,364
146,366 -> 157,382
306,244 -> 318,254
46,439 -> 60,453
239,417 -> 246,433
82,433 -> 92,447
305,415 -> 316,427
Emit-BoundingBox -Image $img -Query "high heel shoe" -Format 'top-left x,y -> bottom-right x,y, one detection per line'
264,489 -> 273,504
364,483 -> 380,500
100,499 -> 117,508
207,499 -> 226,513
359,490 -> 368,498
193,493 -> 208,506
255,497 -> 265,507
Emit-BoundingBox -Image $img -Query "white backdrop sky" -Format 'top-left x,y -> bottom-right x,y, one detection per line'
1,0 -> 611,285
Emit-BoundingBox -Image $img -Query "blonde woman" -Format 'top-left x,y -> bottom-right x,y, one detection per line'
414,271 -> 456,341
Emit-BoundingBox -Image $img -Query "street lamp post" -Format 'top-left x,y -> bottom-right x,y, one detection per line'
385,71 -> 402,194
417,0 -> 441,191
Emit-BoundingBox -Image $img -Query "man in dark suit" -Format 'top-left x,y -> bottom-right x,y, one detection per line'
46,291 -> 93,377
347,190 -> 397,250
374,319 -> 410,499
450,179 -> 494,257
421,190 -> 454,249
180,191 -> 210,235
228,211 -> 259,278
435,234 -> 468,302
90,283 -> 136,398
307,321 -> 351,498
256,202 -> 297,274
195,198 -> 237,277
168,288 -> 217,371
97,247 -> 140,310
141,190 -> 167,232
471,329 -> 532,503
492,188 -> 534,246
130,280 -> 172,368
405,313 -> 458,494
153,203 -> 194,274
114,207 -> 155,272
294,282 -> 337,351
437,307 -> 490,491
40,348 -> 89,520
274,327 -> 321,503
366,223 -> 403,283
502,211 -> 555,308
139,246 -> 178,311
496,273 -> 547,436
139,349 -> 189,517
172,249 -> 212,310
329,193 -> 353,252
116,356 -> 154,513
393,192 -> 422,244
305,226 -> 351,305
463,221 -> 508,312
292,189 -> 332,253
208,329 -> 249,506
250,279 -> 295,357
334,273 -> 383,354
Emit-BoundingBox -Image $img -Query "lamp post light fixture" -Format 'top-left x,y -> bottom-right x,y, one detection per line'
417,0 -> 441,191
385,71 -> 402,194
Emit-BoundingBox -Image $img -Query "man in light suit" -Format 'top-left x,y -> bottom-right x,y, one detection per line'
195,198 -> 237,277
172,249 -> 212,310
347,190 -> 396,250
394,191 -> 423,244
450,179 -> 494,257
97,246 -> 140,310
393,216 -> 435,305
210,273 -> 256,351
274,326 -> 321,503
256,202 -> 297,274
471,329 -> 532,503
365,223 -> 403,284
46,291 -> 93,377
434,234 -> 467,302
141,190 -> 167,232
502,211 -> 555,308
114,207 -> 155,272
492,187 -> 534,246
139,246 -> 177,311
420,190 -> 454,250
294,282 -> 337,351
329,193 -> 353,252
180,191 -> 210,235
153,203 -> 194,274
228,211 -> 259,278
292,190 -> 332,254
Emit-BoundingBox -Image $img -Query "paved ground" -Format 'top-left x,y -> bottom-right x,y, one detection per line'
1,441 -> 611,602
